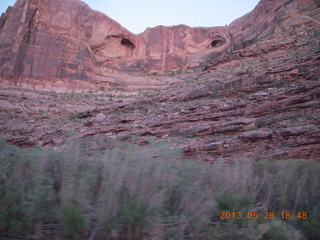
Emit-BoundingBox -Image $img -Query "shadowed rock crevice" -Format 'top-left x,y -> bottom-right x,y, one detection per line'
208,38 -> 226,48
121,38 -> 135,50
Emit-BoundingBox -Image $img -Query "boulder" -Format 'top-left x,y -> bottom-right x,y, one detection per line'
95,113 -> 106,121
239,130 -> 273,143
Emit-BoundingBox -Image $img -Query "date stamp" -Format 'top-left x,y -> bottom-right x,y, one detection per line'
219,211 -> 308,220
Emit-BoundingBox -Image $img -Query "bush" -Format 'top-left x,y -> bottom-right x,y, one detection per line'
301,206 -> 320,240
0,138 -> 319,239
262,221 -> 293,240
62,204 -> 85,239
215,193 -> 251,211
110,187 -> 147,239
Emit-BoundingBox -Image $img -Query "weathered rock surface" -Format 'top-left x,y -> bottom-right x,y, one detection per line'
95,112 -> 106,121
0,0 -> 319,91
1,13 -> 319,162
0,0 -> 319,162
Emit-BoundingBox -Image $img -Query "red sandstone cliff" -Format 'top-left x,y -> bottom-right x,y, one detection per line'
0,0 -> 319,91
0,0 -> 319,162
229,0 -> 319,50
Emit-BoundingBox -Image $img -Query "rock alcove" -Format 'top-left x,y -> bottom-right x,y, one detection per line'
121,38 -> 135,50
208,38 -> 226,48
91,36 -> 136,61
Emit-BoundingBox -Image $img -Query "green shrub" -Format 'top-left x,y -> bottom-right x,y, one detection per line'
216,193 -> 250,211
301,206 -> 320,240
261,221 -> 290,240
62,204 -> 85,239
273,79 -> 286,88
110,187 -> 147,239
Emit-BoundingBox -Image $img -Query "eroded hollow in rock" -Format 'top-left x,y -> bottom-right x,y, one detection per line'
208,39 -> 226,48
92,36 -> 136,60
121,38 -> 135,50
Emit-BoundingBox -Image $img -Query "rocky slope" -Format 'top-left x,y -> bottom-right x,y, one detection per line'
0,0 -> 319,162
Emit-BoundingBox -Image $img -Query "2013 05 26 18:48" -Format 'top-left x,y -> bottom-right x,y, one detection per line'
219,211 -> 308,220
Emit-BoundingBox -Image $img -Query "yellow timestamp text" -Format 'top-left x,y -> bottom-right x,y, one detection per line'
219,211 -> 308,220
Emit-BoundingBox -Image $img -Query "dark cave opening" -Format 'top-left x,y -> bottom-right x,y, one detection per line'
208,39 -> 225,48
121,38 -> 135,50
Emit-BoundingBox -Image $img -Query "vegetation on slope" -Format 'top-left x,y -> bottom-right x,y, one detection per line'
0,137 -> 319,240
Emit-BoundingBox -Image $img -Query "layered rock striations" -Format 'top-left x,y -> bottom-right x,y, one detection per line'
0,0 -> 319,90
1,26 -> 319,161
0,0 -> 319,161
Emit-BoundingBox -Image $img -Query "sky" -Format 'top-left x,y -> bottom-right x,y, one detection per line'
0,0 -> 260,34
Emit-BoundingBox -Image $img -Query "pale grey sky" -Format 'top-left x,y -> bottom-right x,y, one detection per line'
0,0 -> 260,34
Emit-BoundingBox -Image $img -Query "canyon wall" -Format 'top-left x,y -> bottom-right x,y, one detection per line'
0,0 -> 319,90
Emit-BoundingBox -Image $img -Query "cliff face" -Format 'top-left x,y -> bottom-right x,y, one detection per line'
0,0 -> 134,90
0,0 -> 230,84
228,0 -> 319,50
0,0 -> 319,162
0,0 -> 319,91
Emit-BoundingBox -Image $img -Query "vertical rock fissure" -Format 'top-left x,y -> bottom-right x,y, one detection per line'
0,14 -> 7,30
13,8 -> 38,79
162,29 -> 169,71
24,8 -> 38,43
